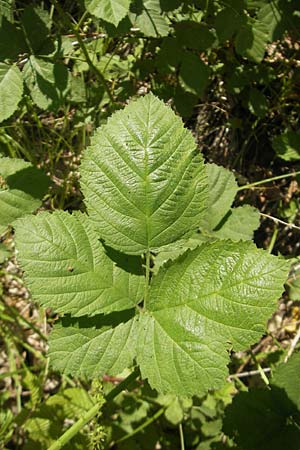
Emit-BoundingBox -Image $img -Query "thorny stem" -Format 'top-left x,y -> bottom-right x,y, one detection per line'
49,0 -> 115,103
47,368 -> 139,450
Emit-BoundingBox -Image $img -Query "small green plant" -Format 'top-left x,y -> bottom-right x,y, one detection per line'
15,94 -> 289,398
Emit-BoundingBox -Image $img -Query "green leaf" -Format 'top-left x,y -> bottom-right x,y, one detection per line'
271,353 -> 300,410
137,241 -> 288,396
214,205 -> 260,241
152,233 -> 213,273
0,63 -> 23,123
286,260 -> 300,301
0,191 -> 41,236
0,157 -> 32,178
272,131 -> 300,161
164,397 -> 184,425
14,211 -> 144,316
129,0 -> 170,37
23,387 -> 97,448
179,52 -> 210,97
69,75 -> 86,104
203,163 -> 238,231
248,87 -> 268,118
224,352 -> 300,449
223,388 -> 300,450
156,37 -> 182,74
0,0 -> 13,21
235,18 -> 269,63
257,0 -> 285,41
200,164 -> 260,241
80,93 -> 208,255
0,17 -> 27,60
20,6 -> 52,55
23,57 -> 69,111
0,157 -> 49,235
175,21 -> 216,51
85,0 -> 131,26
48,311 -> 138,377
174,86 -> 198,119
215,8 -> 242,42
0,242 -> 10,263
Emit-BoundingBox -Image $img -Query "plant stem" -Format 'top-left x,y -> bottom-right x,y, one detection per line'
47,368 -> 139,450
144,250 -> 151,309
260,212 -> 300,232
267,226 -> 279,253
49,0 -> 115,103
250,350 -> 270,386
237,170 -> 300,191
179,423 -> 185,450
114,406 -> 165,445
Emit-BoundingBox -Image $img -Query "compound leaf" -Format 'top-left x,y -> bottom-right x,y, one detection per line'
15,211 -> 144,316
48,311 -> 138,377
80,93 -> 208,255
0,63 -> 23,123
85,0 -> 131,26
137,240 -> 288,396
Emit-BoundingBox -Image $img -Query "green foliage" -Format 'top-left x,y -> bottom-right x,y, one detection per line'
130,0 -> 170,37
138,239 -> 287,396
273,131 -> 300,161
23,57 -> 70,111
15,95 -> 288,398
0,242 -> 9,263
0,63 -> 23,122
15,211 -> 144,316
80,94 -> 208,254
21,387 -> 104,449
286,260 -> 300,301
0,157 -> 49,235
224,354 -> 300,450
200,163 -> 260,241
85,0 -> 131,26
1,0 -> 300,447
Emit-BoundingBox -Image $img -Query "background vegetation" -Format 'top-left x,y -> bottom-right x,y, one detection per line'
1,0 -> 300,448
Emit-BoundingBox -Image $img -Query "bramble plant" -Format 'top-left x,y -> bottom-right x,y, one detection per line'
15,93 -> 289,398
